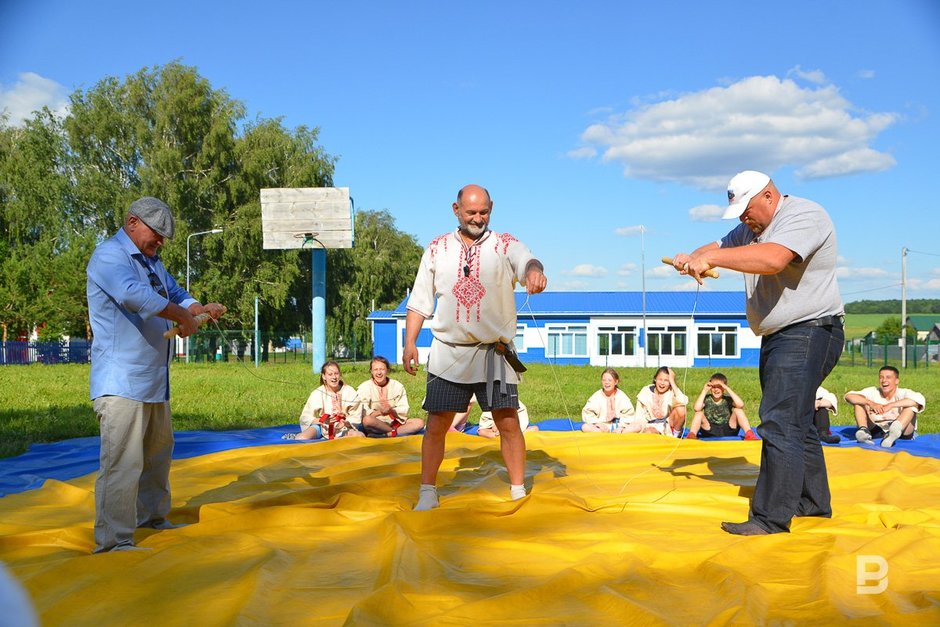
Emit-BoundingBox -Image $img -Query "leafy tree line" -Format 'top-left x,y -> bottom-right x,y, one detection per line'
845,299 -> 940,314
0,62 -> 422,357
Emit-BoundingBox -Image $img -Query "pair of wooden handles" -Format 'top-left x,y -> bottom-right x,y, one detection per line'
660,257 -> 720,279
163,306 -> 227,339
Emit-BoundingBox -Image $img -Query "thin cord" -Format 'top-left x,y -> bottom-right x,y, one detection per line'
605,283 -> 700,511
204,317 -> 309,387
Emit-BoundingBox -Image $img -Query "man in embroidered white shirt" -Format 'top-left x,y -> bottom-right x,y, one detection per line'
403,184 -> 547,510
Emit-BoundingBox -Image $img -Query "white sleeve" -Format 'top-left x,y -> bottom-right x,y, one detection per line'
406,247 -> 436,318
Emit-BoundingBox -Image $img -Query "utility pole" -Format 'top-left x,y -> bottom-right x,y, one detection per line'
901,247 -> 908,368
640,225 -> 647,368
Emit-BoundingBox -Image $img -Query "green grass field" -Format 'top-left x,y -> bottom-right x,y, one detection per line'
1,359 -> 937,459
843,313 -> 893,339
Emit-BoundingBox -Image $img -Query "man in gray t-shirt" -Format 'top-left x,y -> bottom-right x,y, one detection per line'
671,170 -> 844,536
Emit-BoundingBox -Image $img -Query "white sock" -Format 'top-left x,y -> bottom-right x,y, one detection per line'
510,484 -> 527,500
414,484 -> 439,511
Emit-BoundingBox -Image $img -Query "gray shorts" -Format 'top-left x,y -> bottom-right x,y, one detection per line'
423,376 -> 518,413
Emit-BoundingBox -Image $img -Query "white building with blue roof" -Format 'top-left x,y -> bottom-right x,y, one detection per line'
367,291 -> 759,369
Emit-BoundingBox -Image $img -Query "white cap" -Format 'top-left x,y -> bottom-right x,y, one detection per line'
723,170 -> 771,220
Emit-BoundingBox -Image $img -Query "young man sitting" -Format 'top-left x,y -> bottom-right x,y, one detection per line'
844,365 -> 925,448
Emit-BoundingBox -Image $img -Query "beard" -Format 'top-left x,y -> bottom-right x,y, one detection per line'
459,221 -> 487,239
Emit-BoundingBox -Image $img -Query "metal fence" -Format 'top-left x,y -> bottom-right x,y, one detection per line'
0,340 -> 91,365
0,332 -> 359,366
843,336 -> 938,369
179,330 -> 364,364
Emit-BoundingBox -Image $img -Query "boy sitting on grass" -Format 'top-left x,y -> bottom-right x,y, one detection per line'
686,372 -> 759,440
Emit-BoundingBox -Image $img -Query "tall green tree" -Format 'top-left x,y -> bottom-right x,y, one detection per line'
326,209 -> 423,358
875,316 -> 915,341
0,109 -> 87,340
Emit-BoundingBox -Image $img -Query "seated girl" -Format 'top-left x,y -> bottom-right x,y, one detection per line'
581,368 -> 637,433
357,356 -> 425,437
285,360 -> 365,440
635,367 -> 688,437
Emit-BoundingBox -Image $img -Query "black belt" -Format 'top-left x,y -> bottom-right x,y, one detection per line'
801,315 -> 845,327
775,315 -> 844,335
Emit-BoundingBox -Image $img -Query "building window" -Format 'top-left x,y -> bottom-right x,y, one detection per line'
598,325 -> 636,356
547,325 -> 588,358
647,326 -> 687,356
513,324 -> 526,351
697,325 -> 738,357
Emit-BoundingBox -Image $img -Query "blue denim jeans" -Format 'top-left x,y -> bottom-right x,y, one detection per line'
749,320 -> 844,533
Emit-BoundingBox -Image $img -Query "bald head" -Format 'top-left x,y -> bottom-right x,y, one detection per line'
453,184 -> 493,241
457,184 -> 491,204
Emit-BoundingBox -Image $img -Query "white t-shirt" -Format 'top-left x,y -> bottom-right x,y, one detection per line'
816,386 -> 838,415
720,195 -> 843,336
846,386 -> 925,429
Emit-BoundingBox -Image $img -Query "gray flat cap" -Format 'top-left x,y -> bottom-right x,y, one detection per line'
128,196 -> 175,239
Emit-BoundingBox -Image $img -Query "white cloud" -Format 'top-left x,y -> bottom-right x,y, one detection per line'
672,280 -> 713,291
573,73 -> 898,188
555,279 -> 592,291
614,225 -> 644,236
566,146 -> 597,159
689,204 -> 724,222
0,72 -> 70,126
906,277 -> 940,291
647,265 -> 676,279
857,69 -> 876,80
836,266 -> 895,280
564,263 -> 608,278
797,148 -> 895,178
617,262 -> 637,276
788,65 -> 828,85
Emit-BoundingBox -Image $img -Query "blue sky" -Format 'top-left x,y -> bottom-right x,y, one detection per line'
2,0 -> 939,302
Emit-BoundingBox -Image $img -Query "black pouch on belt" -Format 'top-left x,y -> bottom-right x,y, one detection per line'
495,341 -> 527,373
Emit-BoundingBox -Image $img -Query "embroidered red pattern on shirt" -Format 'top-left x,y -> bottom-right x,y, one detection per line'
428,233 -> 449,262
495,232 -> 518,254
452,246 -> 485,322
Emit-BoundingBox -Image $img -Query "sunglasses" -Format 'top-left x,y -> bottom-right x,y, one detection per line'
148,270 -> 168,298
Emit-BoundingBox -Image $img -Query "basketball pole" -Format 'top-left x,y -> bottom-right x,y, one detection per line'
312,246 -> 326,374
259,186 -> 353,376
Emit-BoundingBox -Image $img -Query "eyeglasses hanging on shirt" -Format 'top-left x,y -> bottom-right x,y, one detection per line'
148,270 -> 168,298
135,256 -> 168,298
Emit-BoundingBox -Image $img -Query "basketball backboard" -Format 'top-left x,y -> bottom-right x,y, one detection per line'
260,187 -> 353,250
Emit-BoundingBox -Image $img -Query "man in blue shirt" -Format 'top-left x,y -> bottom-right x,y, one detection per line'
87,197 -> 225,553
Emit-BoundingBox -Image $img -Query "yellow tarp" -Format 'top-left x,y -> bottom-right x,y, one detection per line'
2,433 -> 939,625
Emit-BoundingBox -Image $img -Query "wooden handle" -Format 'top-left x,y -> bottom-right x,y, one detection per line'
163,306 -> 226,339
661,256 -> 720,279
